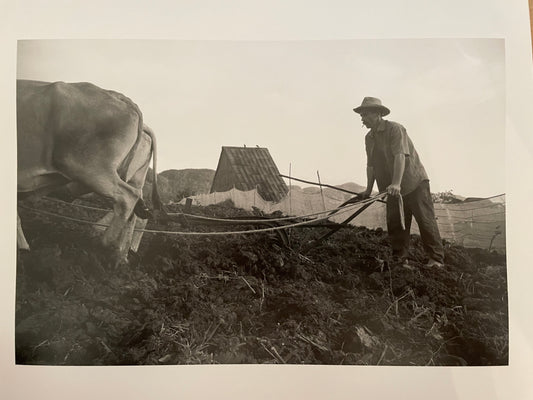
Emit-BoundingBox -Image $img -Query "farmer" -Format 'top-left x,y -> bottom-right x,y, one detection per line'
353,97 -> 444,269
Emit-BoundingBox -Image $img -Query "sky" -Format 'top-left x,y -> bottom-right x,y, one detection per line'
17,39 -> 505,198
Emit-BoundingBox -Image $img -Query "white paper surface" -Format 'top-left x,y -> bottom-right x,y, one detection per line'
2,1 -> 532,399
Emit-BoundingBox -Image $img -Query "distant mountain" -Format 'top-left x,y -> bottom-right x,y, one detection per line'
143,168 -> 215,204
337,182 -> 367,194
291,182 -> 366,200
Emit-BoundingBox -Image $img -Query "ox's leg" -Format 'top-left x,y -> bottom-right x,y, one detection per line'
55,122 -> 151,264
92,211 -> 132,258
93,210 -> 147,257
122,131 -> 153,254
130,218 -> 148,252
102,178 -> 143,262
48,182 -> 91,202
17,213 -> 30,251
62,168 -> 141,264
91,130 -> 153,259
116,213 -> 138,258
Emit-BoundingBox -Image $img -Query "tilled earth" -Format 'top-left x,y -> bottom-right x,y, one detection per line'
16,197 -> 508,365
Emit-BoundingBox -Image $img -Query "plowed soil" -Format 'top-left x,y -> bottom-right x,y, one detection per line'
16,197 -> 508,366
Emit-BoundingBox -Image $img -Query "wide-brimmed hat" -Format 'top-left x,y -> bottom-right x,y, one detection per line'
353,97 -> 390,116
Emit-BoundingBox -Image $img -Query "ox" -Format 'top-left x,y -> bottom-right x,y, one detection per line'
17,79 -> 163,264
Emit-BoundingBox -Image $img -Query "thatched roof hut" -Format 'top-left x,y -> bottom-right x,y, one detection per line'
210,146 -> 288,202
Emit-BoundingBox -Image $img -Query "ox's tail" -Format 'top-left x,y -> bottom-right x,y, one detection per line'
142,124 -> 164,215
108,89 -> 165,220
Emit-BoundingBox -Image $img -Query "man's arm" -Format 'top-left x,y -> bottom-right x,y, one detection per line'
359,133 -> 375,200
387,153 -> 405,196
359,165 -> 375,199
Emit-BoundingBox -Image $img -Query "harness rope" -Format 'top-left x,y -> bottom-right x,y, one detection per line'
39,194 -> 385,224
19,196 -> 383,236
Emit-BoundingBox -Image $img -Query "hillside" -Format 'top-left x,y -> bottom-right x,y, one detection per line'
143,168 -> 215,203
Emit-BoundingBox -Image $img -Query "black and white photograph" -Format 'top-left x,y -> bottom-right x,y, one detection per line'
4,1 -> 533,398
15,38 -> 508,367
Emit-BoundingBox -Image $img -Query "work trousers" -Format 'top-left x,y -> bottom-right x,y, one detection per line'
386,180 -> 444,263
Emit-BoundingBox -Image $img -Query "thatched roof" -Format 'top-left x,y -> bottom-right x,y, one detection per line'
210,146 -> 288,202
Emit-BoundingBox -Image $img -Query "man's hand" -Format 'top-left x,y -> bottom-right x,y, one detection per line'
387,183 -> 401,197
